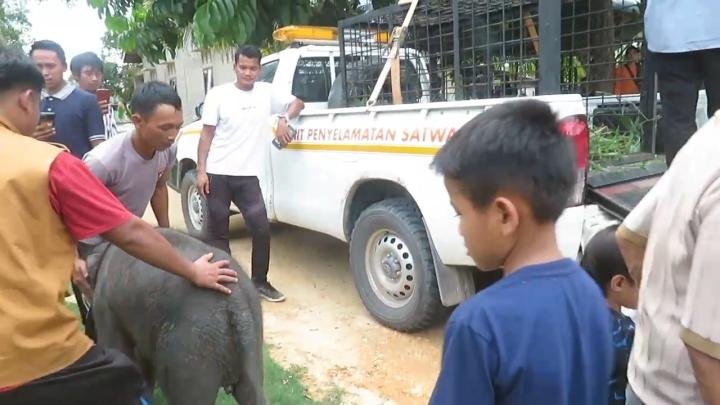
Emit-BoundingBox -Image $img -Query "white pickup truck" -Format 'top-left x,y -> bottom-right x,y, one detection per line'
168,26 -> 595,332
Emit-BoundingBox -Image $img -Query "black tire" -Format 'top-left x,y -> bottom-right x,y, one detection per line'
349,198 -> 446,332
180,169 -> 210,239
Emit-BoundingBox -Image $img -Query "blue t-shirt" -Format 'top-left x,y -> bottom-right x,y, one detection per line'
609,309 -> 635,405
431,259 -> 612,405
41,84 -> 105,158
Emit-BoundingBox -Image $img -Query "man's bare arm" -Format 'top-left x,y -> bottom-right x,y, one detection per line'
198,125 -> 215,174
616,227 -> 646,284
101,217 -> 237,294
196,125 -> 215,196
686,344 -> 720,404
286,98 -> 305,120
151,171 -> 170,228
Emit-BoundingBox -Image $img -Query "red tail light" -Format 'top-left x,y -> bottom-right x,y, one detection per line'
558,114 -> 590,206
558,115 -> 590,169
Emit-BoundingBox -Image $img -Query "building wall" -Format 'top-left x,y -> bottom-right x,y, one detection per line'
141,44 -> 236,123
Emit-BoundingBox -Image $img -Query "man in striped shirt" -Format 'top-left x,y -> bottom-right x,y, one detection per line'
617,112 -> 720,404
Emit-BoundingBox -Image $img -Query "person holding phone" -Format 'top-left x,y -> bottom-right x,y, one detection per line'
197,45 -> 304,303
30,40 -> 106,158
70,52 -> 118,139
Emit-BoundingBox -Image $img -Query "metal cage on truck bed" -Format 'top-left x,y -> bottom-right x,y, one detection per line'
336,0 -> 658,153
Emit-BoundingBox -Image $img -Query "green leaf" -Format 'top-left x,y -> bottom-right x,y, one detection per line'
105,15 -> 129,32
239,7 -> 253,36
194,3 -> 212,35
278,2 -> 291,25
214,0 -> 229,16
223,0 -> 235,17
89,0 -> 107,8
208,0 -> 225,27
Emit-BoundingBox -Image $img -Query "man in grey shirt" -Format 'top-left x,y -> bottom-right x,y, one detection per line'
73,81 -> 183,337
645,0 -> 720,165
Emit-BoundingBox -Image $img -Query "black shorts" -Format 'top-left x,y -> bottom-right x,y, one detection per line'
0,345 -> 146,405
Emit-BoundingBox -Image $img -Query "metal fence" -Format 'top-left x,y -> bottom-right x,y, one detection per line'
337,0 -> 657,153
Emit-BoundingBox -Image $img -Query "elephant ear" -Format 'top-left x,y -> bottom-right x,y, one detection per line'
85,242 -> 112,287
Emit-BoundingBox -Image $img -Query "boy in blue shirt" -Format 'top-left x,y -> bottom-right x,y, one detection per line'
430,100 -> 613,405
581,225 -> 638,405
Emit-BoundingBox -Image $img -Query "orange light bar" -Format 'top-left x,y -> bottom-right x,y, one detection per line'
272,26 -> 338,43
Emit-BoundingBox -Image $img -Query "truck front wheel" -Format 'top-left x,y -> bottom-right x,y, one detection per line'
180,169 -> 210,239
349,198 -> 446,332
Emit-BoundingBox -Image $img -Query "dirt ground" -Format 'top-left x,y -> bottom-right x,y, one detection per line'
157,192 -> 447,404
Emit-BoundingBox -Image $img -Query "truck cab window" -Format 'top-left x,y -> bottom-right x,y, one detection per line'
259,60 -> 280,83
292,57 -> 332,103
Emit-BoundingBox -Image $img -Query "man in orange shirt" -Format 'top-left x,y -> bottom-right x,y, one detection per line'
614,46 -> 642,95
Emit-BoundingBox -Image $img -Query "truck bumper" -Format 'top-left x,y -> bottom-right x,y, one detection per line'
430,204 -> 594,307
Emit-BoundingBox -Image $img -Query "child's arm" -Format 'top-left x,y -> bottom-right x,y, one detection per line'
430,320 -> 496,405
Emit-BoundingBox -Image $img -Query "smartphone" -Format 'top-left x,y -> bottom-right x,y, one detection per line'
96,88 -> 112,104
39,111 -> 55,127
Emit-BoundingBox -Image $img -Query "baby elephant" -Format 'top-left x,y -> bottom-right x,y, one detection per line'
86,228 -> 265,405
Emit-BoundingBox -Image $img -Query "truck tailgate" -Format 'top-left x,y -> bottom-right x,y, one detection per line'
585,159 -> 666,219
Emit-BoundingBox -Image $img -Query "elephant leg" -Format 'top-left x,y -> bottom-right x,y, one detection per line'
154,332 -> 222,405
93,302 -> 133,356
156,362 -> 220,405
232,343 -> 266,405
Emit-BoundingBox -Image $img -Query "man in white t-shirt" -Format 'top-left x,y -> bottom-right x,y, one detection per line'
197,45 -> 304,302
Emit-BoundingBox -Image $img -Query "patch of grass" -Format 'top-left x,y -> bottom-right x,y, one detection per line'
65,301 -> 343,405
317,386 -> 347,405
152,349 -> 344,404
589,119 -> 644,170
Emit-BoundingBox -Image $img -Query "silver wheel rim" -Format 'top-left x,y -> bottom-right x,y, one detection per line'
364,230 -> 417,308
188,184 -> 205,231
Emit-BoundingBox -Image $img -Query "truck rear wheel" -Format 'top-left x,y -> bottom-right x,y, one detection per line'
349,198 -> 446,332
180,169 -> 210,239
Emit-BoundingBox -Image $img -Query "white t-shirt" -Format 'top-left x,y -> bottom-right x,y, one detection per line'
201,82 -> 295,176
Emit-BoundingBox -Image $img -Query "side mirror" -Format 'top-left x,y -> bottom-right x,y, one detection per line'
194,102 -> 204,120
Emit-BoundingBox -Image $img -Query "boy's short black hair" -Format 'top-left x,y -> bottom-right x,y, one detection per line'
29,40 -> 67,65
234,45 -> 262,65
580,225 -> 632,296
431,99 -> 576,222
129,81 -> 182,117
70,52 -> 103,77
0,46 -> 44,95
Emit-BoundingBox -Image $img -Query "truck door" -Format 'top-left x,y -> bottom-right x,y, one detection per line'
258,57 -> 281,218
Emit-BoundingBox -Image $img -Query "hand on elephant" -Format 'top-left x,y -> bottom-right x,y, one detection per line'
73,258 -> 93,299
191,252 -> 238,294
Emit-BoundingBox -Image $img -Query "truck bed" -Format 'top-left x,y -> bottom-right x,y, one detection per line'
585,156 -> 666,219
